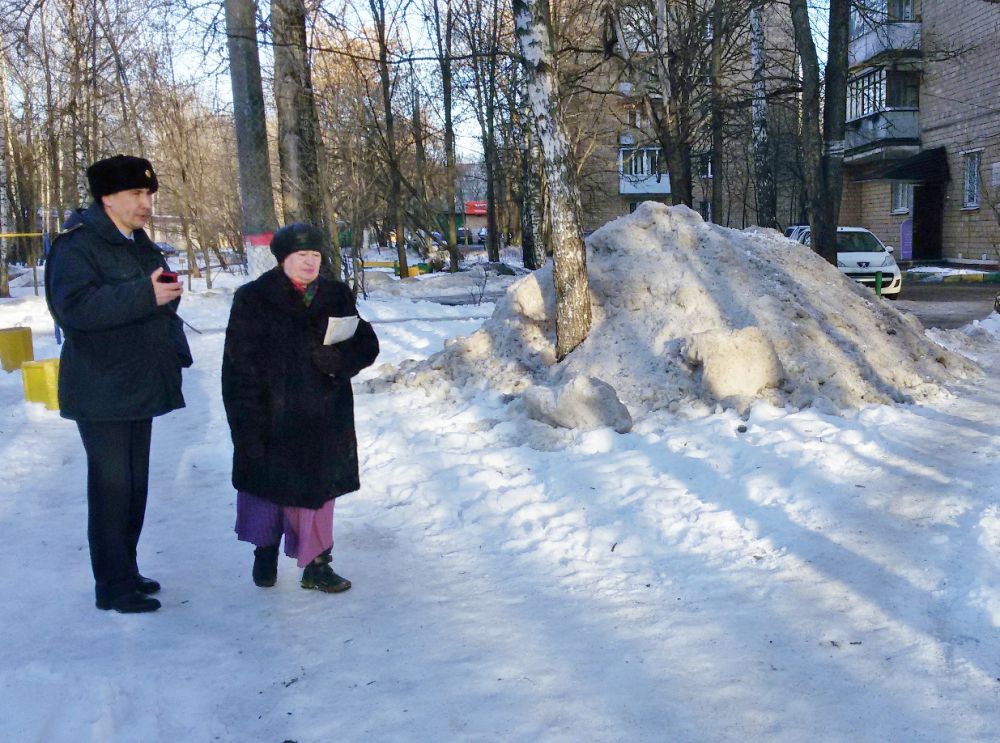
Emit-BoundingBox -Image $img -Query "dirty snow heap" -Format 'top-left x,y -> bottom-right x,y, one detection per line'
368,203 -> 977,432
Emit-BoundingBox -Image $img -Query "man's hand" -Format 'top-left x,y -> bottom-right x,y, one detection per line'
151,268 -> 182,306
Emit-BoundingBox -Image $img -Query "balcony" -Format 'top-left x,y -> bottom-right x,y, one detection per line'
844,109 -> 920,163
849,21 -> 921,69
619,146 -> 671,195
619,173 -> 671,196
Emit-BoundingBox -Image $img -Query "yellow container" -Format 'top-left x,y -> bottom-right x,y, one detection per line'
406,266 -> 420,277
22,358 -> 60,410
0,326 -> 34,372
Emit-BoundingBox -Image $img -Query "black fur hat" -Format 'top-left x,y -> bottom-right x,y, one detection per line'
270,223 -> 328,263
87,155 -> 159,200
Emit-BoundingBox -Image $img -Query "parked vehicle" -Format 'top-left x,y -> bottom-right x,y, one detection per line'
786,226 -> 902,298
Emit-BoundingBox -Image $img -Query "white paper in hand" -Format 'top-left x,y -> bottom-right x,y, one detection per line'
323,315 -> 360,345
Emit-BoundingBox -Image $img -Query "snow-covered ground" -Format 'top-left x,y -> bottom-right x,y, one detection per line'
2,230 -> 1000,741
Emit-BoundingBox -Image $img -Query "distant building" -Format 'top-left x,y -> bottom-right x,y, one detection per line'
840,0 -> 1000,265
574,5 -> 803,232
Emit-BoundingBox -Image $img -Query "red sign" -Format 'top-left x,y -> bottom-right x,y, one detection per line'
245,232 -> 274,248
464,201 -> 487,215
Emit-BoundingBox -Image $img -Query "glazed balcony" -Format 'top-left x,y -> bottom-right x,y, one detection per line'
844,109 -> 920,163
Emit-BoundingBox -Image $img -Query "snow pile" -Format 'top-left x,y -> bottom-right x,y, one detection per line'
926,311 -> 1000,363
363,263 -> 523,301
370,203 -> 977,430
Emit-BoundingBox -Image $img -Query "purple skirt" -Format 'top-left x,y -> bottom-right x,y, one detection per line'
235,491 -> 334,567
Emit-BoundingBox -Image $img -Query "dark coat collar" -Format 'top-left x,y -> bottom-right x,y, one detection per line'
253,267 -> 341,317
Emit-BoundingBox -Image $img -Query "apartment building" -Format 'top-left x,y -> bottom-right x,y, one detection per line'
572,5 -> 802,233
840,0 -> 1000,265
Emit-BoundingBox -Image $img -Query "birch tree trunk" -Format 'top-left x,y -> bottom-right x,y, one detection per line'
225,0 -> 278,236
0,42 -> 10,298
512,0 -> 591,360
750,5 -> 777,229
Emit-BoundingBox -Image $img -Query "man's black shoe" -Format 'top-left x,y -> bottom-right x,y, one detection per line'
253,545 -> 279,587
96,590 -> 162,613
135,575 -> 161,595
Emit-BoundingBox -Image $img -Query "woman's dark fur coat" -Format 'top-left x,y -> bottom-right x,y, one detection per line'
221,268 -> 379,509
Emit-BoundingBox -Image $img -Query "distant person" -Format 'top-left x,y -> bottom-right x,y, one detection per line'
222,223 -> 379,593
46,155 -> 192,614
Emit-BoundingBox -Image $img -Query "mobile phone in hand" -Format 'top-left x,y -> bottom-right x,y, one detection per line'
157,271 -> 179,284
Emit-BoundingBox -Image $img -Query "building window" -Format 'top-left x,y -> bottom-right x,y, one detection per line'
620,147 -> 662,177
891,182 -> 913,214
851,1 -> 915,38
696,152 -> 713,179
889,0 -> 915,21
847,69 -> 887,120
963,151 -> 982,208
625,106 -> 642,130
887,71 -> 919,108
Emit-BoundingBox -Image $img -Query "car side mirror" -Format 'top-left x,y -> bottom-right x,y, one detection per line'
884,245 -> 895,254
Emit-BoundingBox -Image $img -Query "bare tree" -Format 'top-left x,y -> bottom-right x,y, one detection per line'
224,0 -> 278,238
750,3 -> 777,228
271,0 -> 326,229
513,0 -> 592,359
457,0 -> 509,262
424,0 -> 462,271
789,0 -> 850,264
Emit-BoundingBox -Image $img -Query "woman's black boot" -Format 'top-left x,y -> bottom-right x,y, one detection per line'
252,545 -> 279,587
301,549 -> 351,593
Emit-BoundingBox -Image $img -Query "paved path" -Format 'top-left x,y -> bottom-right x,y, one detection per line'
895,282 -> 997,329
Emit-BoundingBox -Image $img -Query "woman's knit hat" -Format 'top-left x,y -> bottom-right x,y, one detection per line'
87,155 -> 159,200
270,223 -> 328,263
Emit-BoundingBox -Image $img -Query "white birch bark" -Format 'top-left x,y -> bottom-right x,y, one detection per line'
512,0 -> 591,359
750,6 -> 777,228
0,43 -> 12,297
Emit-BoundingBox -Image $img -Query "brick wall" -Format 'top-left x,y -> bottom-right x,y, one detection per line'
922,0 -> 1000,263
844,1 -> 1000,264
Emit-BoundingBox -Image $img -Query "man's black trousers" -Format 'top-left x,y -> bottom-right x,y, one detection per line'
76,419 -> 153,603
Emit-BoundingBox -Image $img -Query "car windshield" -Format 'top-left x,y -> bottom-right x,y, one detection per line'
836,232 -> 884,252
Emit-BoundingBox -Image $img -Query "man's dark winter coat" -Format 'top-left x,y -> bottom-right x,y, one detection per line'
221,268 -> 379,509
45,204 -> 192,421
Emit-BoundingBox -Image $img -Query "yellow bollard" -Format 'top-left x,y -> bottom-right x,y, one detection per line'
0,326 -> 34,372
21,358 -> 60,411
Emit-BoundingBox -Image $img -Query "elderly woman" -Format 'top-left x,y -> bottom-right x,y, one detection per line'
222,223 -> 379,592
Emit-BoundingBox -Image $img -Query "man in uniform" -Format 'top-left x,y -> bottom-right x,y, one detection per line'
47,155 -> 192,613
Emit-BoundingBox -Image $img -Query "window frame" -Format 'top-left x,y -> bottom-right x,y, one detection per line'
962,150 -> 982,209
890,182 -> 913,214
847,69 -> 887,121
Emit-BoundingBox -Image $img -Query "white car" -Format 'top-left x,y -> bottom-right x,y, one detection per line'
784,226 -> 902,298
